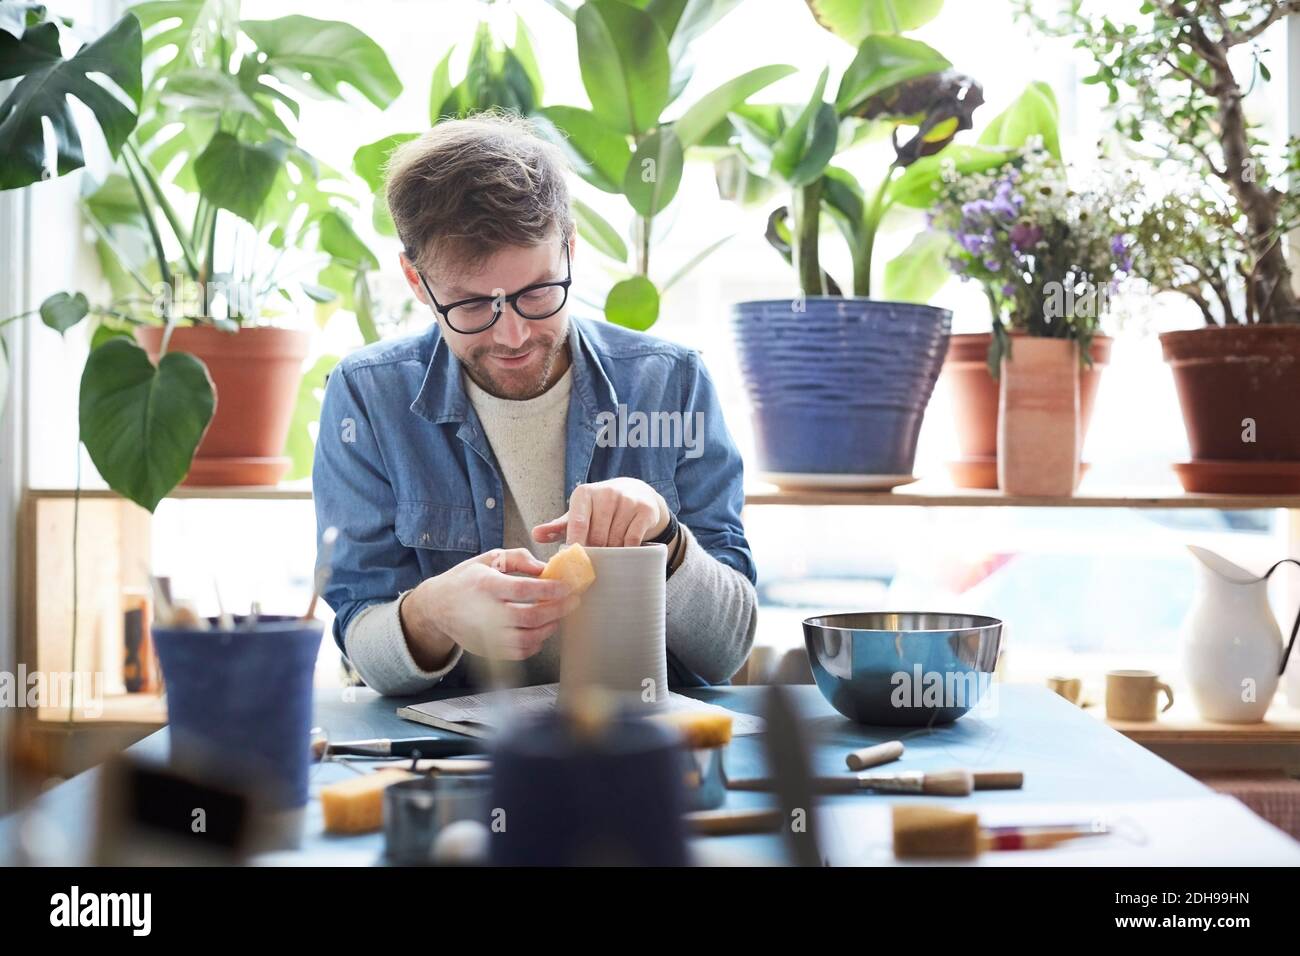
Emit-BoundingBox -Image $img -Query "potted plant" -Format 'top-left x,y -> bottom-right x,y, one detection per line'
1024,0 -> 1300,493
1,2 -> 401,508
714,4 -> 1010,486
929,148 -> 1139,494
541,0 -> 793,329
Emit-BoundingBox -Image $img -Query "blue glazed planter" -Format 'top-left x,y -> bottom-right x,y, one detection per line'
732,298 -> 951,476
154,616 -> 322,809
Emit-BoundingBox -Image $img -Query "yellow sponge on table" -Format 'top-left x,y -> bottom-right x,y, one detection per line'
653,710 -> 733,749
320,769 -> 415,834
541,543 -> 596,595
891,804 -> 981,859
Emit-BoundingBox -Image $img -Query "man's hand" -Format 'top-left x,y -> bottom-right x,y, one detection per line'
532,477 -> 670,548
399,548 -> 579,669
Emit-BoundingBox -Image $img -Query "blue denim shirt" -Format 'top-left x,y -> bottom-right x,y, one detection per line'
312,316 -> 755,688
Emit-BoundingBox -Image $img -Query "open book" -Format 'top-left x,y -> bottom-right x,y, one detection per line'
397,683 -> 765,739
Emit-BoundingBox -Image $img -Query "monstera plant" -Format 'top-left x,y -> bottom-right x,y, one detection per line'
0,1 -> 401,509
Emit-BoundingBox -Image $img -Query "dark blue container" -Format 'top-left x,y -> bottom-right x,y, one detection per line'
488,709 -> 689,866
153,616 -> 322,809
732,298 -> 952,476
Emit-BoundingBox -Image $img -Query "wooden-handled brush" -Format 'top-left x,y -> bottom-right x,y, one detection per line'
893,805 -> 1109,859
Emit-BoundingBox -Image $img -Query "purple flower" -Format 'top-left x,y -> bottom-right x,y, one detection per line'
1111,234 -> 1134,272
1001,282 -> 1016,296
984,258 -> 1001,272
957,231 -> 989,255
990,179 -> 1022,219
1009,222 -> 1043,253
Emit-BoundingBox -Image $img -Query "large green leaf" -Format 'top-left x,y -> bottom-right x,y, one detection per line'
573,197 -> 629,263
673,65 -> 795,149
882,229 -> 952,303
979,80 -> 1061,159
242,15 -> 402,109
130,0 -> 239,86
540,105 -> 632,193
623,127 -> 684,217
79,338 -> 215,512
885,144 -> 1014,209
0,13 -> 142,189
806,0 -> 944,44
575,2 -> 670,136
0,4 -> 47,39
834,35 -> 949,117
772,69 -> 837,185
319,210 -> 380,271
193,131 -> 288,223
353,132 -> 417,193
605,275 -> 660,330
284,354 -> 338,481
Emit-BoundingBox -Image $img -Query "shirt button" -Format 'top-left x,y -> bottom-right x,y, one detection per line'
485,497 -> 496,509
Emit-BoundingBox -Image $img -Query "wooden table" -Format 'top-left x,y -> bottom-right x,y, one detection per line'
3,684 -> 1298,866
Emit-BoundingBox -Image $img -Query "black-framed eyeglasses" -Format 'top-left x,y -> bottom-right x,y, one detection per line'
416,242 -> 572,334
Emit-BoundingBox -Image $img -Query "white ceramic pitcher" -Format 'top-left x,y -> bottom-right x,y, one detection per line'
1183,546 -> 1300,722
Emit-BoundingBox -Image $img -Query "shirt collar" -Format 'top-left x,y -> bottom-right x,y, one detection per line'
409,317 -> 618,426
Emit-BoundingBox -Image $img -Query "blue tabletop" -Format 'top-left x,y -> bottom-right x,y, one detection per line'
2,683 -> 1223,866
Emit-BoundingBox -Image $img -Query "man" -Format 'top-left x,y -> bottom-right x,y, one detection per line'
313,114 -> 757,696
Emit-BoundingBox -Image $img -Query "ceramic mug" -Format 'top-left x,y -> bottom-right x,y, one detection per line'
1046,675 -> 1083,705
1105,670 -> 1175,721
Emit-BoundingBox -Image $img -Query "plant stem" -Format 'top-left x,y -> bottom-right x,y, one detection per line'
124,139 -> 199,280
792,179 -> 824,296
855,175 -> 892,298
121,147 -> 173,294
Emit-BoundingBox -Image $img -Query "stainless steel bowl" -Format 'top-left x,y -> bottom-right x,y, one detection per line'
802,612 -> 1003,726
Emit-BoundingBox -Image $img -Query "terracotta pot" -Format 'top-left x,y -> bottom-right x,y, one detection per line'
942,332 -> 1110,489
1160,326 -> 1300,493
135,326 -> 311,486
997,337 -> 1080,497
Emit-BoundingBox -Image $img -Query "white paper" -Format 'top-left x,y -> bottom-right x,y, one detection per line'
400,682 -> 765,736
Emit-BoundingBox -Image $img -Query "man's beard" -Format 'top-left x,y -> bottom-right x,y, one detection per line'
462,322 -> 571,400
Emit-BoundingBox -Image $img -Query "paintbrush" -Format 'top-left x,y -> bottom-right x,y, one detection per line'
893,805 -> 1110,859
729,769 -> 975,796
302,526 -> 339,621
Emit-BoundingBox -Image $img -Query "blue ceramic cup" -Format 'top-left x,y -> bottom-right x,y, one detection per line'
488,708 -> 689,866
153,615 -> 322,809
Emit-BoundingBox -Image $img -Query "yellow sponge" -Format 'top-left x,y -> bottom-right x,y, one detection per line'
891,804 -> 980,859
541,543 -> 596,595
320,769 -> 414,834
653,710 -> 733,749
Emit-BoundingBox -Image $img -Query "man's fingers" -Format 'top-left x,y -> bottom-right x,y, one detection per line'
606,496 -> 640,548
566,487 -> 593,546
491,573 -> 571,603
624,510 -> 655,547
585,487 -> 619,547
532,514 -> 567,543
507,593 -> 581,629
490,548 -> 547,575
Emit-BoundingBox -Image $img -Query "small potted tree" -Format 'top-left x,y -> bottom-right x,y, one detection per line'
929,148 -> 1139,494
1025,0 -> 1300,493
714,5 -> 1011,486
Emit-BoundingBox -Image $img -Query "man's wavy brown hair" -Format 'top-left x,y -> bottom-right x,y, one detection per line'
385,111 -> 574,279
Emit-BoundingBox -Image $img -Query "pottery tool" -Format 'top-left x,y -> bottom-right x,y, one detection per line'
302,526 -> 339,621
762,684 -> 824,866
845,740 -> 904,771
213,580 -> 235,630
730,768 -> 975,796
892,804 -> 1110,859
686,807 -> 784,836
319,736 -> 486,759
540,542 -> 596,595
654,711 -> 733,810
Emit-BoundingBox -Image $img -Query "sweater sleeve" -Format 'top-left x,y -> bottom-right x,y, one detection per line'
344,590 -> 464,696
664,525 -> 758,683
